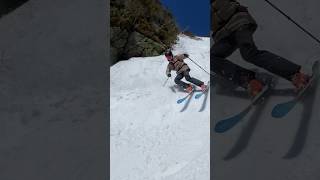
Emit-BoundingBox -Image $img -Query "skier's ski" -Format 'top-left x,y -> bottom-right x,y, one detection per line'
199,89 -> 210,112
180,91 -> 195,112
177,90 -> 194,104
215,85 -> 270,133
196,81 -> 210,112
195,81 -> 210,99
272,61 -> 320,118
283,72 -> 319,159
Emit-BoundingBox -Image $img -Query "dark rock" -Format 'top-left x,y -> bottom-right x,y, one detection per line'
111,27 -> 128,48
110,0 -> 179,64
124,31 -> 165,59
0,0 -> 29,19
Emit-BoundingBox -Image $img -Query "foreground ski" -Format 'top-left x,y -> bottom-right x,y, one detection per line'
195,81 -> 210,99
283,73 -> 319,159
215,85 -> 270,133
272,61 -> 319,118
199,88 -> 210,112
180,91 -> 194,112
177,90 -> 194,104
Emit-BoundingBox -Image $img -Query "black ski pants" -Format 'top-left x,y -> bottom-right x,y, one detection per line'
174,70 -> 204,89
211,26 -> 301,88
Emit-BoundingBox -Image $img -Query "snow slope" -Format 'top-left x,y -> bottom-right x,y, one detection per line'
213,1 -> 320,180
111,35 -> 210,180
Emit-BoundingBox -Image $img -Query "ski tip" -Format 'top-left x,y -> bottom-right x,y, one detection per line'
214,121 -> 230,133
177,99 -> 183,104
195,94 -> 202,99
271,107 -> 286,118
214,124 -> 227,133
271,102 -> 294,118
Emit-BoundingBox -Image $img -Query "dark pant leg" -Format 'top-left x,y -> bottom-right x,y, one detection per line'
235,27 -> 301,81
211,38 -> 256,88
184,71 -> 204,87
174,73 -> 189,89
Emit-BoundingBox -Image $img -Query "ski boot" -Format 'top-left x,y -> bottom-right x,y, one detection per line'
247,79 -> 263,97
291,71 -> 310,91
186,84 -> 193,93
200,84 -> 207,92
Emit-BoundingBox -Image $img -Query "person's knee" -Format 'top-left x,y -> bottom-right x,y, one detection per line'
174,77 -> 181,84
240,43 -> 259,62
185,75 -> 192,81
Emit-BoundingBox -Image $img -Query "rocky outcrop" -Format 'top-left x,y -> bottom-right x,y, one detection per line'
0,0 -> 29,18
111,29 -> 166,64
110,0 -> 179,65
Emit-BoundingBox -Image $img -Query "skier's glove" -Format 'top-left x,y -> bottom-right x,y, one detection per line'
167,73 -> 171,77
183,53 -> 189,58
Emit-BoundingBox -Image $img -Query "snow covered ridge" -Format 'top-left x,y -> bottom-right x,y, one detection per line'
111,35 -> 210,180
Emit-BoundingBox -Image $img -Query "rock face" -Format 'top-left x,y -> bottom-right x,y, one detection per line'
110,0 -> 179,65
0,0 -> 29,18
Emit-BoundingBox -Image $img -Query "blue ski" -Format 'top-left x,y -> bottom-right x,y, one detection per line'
215,85 -> 270,133
272,61 -> 320,118
195,92 -> 204,99
195,81 -> 210,99
177,90 -> 194,104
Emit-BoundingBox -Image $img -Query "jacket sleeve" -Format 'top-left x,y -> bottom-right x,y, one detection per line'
166,63 -> 173,75
175,54 -> 187,61
213,0 -> 241,23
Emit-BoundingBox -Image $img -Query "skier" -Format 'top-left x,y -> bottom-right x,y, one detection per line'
165,50 -> 207,93
211,0 -> 310,96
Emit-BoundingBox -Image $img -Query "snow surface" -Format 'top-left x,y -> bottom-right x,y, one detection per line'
111,35 -> 210,180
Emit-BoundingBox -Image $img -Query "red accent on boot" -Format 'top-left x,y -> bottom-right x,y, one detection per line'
292,72 -> 310,91
200,84 -> 207,92
248,79 -> 263,97
186,85 -> 193,93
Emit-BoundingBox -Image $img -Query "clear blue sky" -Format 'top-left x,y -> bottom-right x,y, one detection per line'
161,0 -> 210,37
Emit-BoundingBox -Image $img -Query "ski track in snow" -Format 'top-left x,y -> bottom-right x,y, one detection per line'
110,35 -> 210,180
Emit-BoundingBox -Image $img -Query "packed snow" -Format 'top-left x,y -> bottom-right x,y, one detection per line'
110,35 -> 210,180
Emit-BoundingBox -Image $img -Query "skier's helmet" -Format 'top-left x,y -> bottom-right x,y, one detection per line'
164,49 -> 173,60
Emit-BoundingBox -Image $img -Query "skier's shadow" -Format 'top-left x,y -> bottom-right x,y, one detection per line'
199,85 -> 211,112
180,91 -> 194,112
215,84 -> 312,160
222,88 -> 273,160
283,80 -> 318,159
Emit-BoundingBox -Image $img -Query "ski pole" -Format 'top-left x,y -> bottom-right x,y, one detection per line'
162,77 -> 170,87
264,0 -> 320,45
187,57 -> 216,76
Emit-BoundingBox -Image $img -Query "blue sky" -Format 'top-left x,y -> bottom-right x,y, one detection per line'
161,0 -> 210,36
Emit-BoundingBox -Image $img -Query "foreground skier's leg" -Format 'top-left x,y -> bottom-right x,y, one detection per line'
184,71 -> 203,87
235,26 -> 301,81
211,39 -> 256,89
174,73 -> 189,89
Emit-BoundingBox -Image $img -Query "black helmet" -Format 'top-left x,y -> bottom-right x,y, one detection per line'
164,49 -> 173,57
